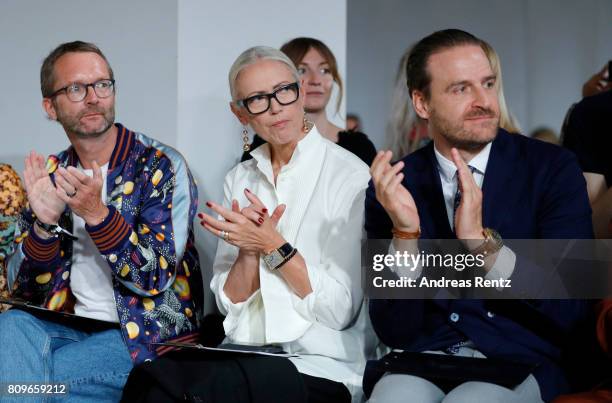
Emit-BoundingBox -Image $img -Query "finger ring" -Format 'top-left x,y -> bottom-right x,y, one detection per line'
66,189 -> 77,198
219,230 -> 230,242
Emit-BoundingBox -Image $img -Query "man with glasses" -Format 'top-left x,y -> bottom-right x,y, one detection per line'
0,41 -> 203,401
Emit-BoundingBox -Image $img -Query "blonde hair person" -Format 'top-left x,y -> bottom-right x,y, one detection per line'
480,40 -> 522,134
386,41 -> 521,159
200,46 -> 376,402
385,48 -> 429,158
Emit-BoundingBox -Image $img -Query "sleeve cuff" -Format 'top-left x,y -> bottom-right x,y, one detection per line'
220,288 -> 260,335
86,205 -> 132,254
485,246 -> 517,283
22,226 -> 60,263
389,240 -> 423,279
291,261 -> 321,322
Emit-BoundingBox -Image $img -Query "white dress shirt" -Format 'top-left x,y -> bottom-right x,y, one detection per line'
210,126 -> 377,401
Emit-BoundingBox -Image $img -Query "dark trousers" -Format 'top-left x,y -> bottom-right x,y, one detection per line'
121,349 -> 351,403
302,372 -> 351,403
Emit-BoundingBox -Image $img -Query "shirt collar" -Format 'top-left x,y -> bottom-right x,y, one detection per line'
250,124 -> 323,178
433,141 -> 492,181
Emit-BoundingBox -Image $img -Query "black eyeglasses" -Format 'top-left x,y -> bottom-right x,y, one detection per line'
49,79 -> 115,102
237,82 -> 300,115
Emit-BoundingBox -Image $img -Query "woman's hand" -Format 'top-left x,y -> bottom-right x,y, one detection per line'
199,188 -> 286,254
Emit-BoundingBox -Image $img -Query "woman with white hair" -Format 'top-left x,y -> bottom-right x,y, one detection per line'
198,46 -> 375,402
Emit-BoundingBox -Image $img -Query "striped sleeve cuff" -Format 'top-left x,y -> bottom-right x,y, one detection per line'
86,205 -> 132,254
22,227 -> 60,263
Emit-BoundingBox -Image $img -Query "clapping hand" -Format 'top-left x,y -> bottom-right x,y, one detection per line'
23,151 -> 65,225
371,150 -> 420,233
199,188 -> 286,254
451,148 -> 485,245
54,161 -> 109,226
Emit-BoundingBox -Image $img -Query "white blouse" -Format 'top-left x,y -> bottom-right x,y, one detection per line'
210,126 -> 377,400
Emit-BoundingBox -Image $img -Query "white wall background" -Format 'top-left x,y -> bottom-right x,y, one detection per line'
0,0 -> 178,172
347,0 -> 612,149
177,0 -> 347,308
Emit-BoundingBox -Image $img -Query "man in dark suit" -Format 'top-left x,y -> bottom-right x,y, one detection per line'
364,29 -> 593,402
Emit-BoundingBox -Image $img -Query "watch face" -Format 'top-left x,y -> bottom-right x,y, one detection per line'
263,251 -> 284,270
488,229 -> 502,243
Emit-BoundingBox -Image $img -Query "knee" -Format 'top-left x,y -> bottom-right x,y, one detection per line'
443,382 -> 516,403
369,374 -> 444,403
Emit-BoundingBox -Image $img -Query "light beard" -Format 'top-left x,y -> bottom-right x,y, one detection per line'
56,107 -> 115,139
430,108 -> 499,150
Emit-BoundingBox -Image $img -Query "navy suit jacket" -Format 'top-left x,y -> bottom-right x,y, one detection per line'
364,129 -> 594,402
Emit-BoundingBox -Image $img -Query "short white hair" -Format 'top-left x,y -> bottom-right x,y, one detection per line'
228,46 -> 299,102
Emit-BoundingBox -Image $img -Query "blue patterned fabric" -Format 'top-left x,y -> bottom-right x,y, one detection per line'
6,124 -> 204,364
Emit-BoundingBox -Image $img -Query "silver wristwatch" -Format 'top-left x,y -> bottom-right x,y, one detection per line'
262,242 -> 297,270
35,219 -> 78,241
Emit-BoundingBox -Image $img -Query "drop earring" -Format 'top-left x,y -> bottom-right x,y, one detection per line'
242,126 -> 250,152
302,112 -> 313,133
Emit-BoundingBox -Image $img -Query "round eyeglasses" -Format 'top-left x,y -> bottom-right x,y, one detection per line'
237,82 -> 299,115
49,79 -> 115,102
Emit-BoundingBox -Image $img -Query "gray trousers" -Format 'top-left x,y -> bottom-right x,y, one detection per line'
368,347 -> 544,403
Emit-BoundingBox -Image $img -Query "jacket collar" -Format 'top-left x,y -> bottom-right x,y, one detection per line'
480,128 -> 518,231
64,123 -> 133,171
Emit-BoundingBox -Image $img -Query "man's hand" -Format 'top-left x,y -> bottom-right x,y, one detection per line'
371,150 -> 420,232
54,160 -> 108,226
23,151 -> 65,225
451,148 -> 484,245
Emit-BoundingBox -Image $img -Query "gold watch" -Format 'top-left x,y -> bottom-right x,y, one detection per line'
469,228 -> 503,257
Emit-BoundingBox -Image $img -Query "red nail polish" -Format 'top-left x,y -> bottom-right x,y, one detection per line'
245,188 -> 251,193
206,202 -> 212,208
258,217 -> 264,224
197,213 -> 203,219
200,221 -> 204,226
262,208 -> 268,213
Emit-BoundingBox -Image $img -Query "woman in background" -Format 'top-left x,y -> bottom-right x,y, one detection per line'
384,48 -> 429,158
242,37 -> 377,166
481,40 -> 522,134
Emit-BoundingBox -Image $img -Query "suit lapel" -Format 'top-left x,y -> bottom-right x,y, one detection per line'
481,129 -> 518,231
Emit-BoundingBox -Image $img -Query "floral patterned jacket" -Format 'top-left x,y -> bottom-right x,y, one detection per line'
6,123 -> 203,364
0,163 -> 27,313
